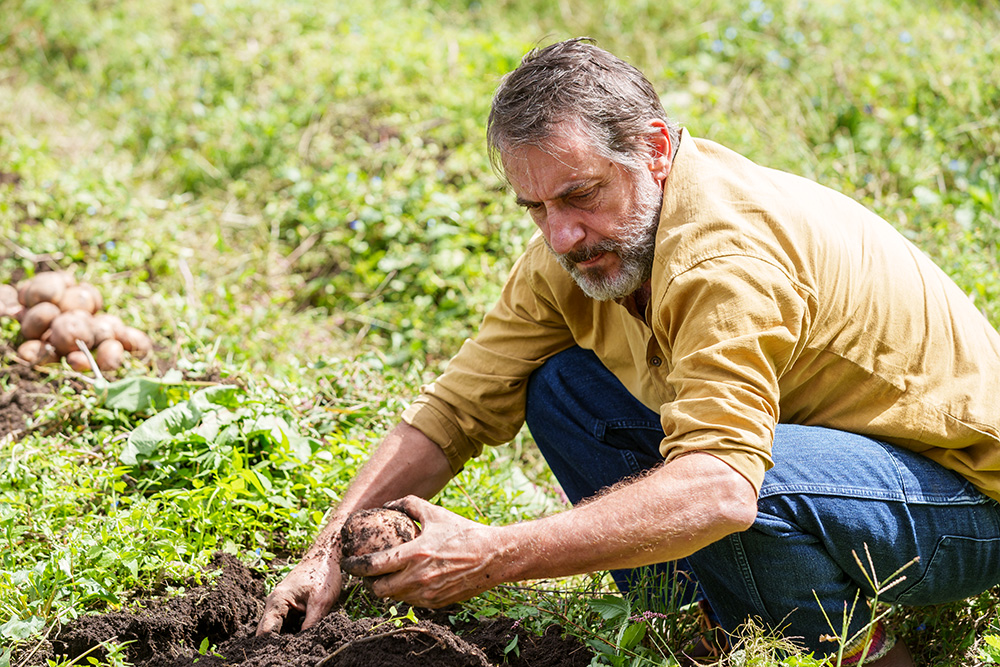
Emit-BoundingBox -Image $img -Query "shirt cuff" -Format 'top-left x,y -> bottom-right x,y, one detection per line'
401,399 -> 476,475
666,445 -> 770,496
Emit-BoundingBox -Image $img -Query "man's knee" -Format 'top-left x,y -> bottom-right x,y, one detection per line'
525,346 -> 601,431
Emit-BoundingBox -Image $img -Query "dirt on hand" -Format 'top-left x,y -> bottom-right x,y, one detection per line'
21,553 -> 593,667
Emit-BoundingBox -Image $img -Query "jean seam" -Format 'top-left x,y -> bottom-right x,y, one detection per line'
893,533 -> 950,604
731,533 -> 771,624
759,482 -> 988,505
602,419 -> 662,432
592,418 -> 606,441
894,534 -> 1000,605
622,450 -> 641,476
759,483 -> 906,501
878,441 -> 988,504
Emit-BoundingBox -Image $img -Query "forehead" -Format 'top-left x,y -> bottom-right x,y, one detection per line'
501,124 -> 613,200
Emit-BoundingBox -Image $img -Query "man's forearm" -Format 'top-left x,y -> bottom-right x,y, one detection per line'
494,452 -> 757,582
342,450 -> 759,609
304,422 -> 454,559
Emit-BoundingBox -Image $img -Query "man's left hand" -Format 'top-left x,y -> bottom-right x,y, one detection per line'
341,495 -> 506,608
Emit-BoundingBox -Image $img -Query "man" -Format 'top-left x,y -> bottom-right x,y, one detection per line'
258,39 -> 1000,665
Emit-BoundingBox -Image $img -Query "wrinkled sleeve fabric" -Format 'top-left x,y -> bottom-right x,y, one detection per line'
402,245 -> 576,473
655,254 -> 814,494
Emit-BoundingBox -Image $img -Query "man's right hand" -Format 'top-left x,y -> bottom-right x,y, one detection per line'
255,422 -> 455,635
256,546 -> 343,635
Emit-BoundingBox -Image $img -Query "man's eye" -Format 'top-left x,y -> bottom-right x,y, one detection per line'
571,189 -> 596,203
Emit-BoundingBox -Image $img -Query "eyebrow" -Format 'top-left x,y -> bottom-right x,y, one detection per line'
514,180 -> 596,208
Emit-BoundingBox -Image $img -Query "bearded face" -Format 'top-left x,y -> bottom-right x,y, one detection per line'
503,121 -> 671,302
546,170 -> 663,301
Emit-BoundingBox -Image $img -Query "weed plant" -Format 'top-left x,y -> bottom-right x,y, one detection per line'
1,0 -> 999,665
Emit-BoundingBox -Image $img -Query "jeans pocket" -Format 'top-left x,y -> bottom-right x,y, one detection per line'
599,419 -> 666,459
895,535 -> 1000,605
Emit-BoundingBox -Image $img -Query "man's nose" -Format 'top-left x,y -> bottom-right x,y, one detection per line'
546,208 -> 586,255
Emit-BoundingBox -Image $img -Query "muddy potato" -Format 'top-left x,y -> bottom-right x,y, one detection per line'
22,273 -> 66,308
21,302 -> 61,340
58,285 -> 99,314
17,340 -> 58,366
95,338 -> 125,371
65,350 -> 92,372
341,508 -> 418,560
48,311 -> 96,356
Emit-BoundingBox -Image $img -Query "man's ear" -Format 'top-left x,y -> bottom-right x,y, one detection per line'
645,119 -> 673,183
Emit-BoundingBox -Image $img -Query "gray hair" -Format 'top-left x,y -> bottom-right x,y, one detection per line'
487,38 -> 681,181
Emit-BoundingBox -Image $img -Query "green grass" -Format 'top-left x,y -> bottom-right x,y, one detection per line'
2,0 -> 1000,664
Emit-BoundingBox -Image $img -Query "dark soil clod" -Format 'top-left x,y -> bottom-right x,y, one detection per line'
45,552 -> 264,664
341,508 -> 418,560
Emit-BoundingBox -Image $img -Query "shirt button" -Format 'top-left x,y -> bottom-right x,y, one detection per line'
650,356 -> 662,367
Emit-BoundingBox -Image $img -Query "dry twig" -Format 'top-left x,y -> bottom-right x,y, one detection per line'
315,626 -> 485,667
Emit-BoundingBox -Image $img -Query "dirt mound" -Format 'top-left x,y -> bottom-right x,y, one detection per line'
29,554 -> 593,667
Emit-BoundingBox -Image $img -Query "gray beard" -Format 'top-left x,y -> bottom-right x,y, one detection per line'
548,178 -> 663,301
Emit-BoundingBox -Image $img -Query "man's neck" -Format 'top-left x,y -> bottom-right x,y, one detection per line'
620,281 -> 652,324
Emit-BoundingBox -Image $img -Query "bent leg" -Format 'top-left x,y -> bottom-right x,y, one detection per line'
525,346 -> 665,503
687,424 -> 1000,658
524,346 -> 696,600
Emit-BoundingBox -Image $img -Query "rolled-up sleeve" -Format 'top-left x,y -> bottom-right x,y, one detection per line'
402,245 -> 576,473
655,255 -> 814,493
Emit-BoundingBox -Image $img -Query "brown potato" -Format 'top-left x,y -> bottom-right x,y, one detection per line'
55,271 -> 77,287
91,313 -> 125,346
120,326 -> 153,359
80,283 -> 104,312
17,280 -> 30,307
0,284 -> 18,314
48,311 -> 96,356
58,285 -> 99,314
95,338 -> 125,371
22,273 -> 66,308
341,508 -> 418,560
21,302 -> 61,340
17,340 -> 58,366
65,350 -> 92,372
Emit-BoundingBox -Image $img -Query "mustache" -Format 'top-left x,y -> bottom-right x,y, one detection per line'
559,239 -> 620,265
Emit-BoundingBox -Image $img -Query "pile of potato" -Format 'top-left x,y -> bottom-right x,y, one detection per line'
0,272 -> 152,372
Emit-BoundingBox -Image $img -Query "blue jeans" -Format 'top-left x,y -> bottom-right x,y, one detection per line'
525,347 -> 1000,656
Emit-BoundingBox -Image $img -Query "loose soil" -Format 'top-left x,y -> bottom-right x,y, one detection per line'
3,340 -> 594,666
23,554 -> 594,667
0,348 -> 55,438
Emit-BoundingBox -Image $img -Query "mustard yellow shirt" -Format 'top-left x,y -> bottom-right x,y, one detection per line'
402,133 -> 1000,501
